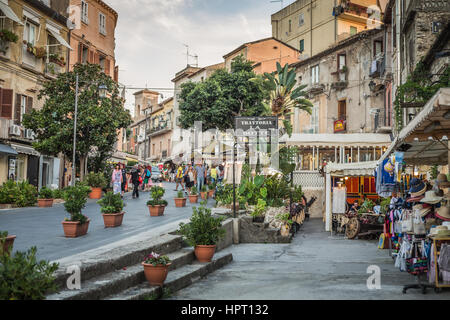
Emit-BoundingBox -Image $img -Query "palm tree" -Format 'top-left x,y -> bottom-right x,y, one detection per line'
253,62 -> 313,137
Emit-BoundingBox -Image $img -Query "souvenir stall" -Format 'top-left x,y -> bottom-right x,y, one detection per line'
375,88 -> 450,294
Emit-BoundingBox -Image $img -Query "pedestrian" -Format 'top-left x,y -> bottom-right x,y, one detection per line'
131,165 -> 140,199
120,163 -> 127,197
218,164 -> 224,184
175,163 -> 185,191
210,165 -> 217,185
194,162 -> 204,192
112,164 -> 123,195
146,166 -> 153,189
143,165 -> 151,191
187,165 -> 195,194
170,165 -> 176,182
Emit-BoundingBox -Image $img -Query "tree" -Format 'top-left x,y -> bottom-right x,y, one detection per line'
179,55 -> 268,131
252,62 -> 313,137
23,63 -> 132,181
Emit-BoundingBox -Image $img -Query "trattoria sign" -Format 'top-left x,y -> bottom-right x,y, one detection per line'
235,117 -> 278,132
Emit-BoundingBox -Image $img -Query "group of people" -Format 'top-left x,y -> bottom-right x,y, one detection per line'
111,163 -> 154,199
172,162 -> 224,195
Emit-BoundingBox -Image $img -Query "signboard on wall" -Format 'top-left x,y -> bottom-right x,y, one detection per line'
235,117 -> 278,133
8,157 -> 16,181
334,120 -> 346,133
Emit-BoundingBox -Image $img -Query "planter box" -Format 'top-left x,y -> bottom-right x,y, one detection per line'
62,219 -> 90,238
189,195 -> 198,203
2,235 -> 16,254
148,205 -> 165,217
142,263 -> 171,286
89,187 -> 102,199
102,212 -> 125,228
174,198 -> 187,208
38,198 -> 54,208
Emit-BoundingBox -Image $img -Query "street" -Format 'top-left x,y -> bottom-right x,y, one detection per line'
0,183 -> 211,262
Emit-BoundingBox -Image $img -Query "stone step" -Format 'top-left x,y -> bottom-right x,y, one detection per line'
52,234 -> 185,289
105,251 -> 233,300
47,248 -> 195,300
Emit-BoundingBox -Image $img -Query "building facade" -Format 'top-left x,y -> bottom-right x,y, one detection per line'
271,0 -> 385,58
147,97 -> 174,163
0,0 -> 71,188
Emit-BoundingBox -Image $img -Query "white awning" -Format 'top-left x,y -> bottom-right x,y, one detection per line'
282,133 -> 392,148
10,143 -> 40,157
46,24 -> 72,50
325,161 -> 378,177
0,2 -> 23,25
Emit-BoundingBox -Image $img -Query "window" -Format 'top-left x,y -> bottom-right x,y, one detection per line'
82,45 -> 88,63
24,21 -> 36,46
310,104 -> 319,133
81,0 -> 89,24
311,65 -> 319,84
0,10 -> 5,29
338,53 -> 346,81
338,100 -> 346,121
20,96 -> 26,123
299,13 -> 304,27
350,26 -> 357,36
47,34 -> 60,56
99,13 -> 106,35
374,40 -> 383,57
299,39 -> 304,53
288,19 -> 292,33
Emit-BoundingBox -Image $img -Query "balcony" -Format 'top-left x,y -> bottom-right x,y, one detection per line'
369,54 -> 385,78
307,83 -> 325,96
148,122 -> 173,137
331,81 -> 348,91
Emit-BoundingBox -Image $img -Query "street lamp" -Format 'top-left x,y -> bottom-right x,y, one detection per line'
99,84 -> 108,98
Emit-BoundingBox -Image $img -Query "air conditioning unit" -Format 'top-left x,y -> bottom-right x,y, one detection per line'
25,129 -> 35,140
9,124 -> 21,136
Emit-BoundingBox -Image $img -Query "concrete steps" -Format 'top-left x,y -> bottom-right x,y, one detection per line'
105,251 -> 233,300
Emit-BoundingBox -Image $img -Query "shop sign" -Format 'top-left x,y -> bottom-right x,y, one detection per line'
235,117 -> 278,136
8,157 -> 16,181
334,120 -> 346,133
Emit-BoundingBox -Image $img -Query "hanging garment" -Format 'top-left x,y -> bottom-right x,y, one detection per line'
332,187 -> 347,214
438,244 -> 450,272
395,238 -> 411,272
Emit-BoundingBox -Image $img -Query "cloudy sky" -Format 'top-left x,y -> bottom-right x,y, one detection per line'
106,0 -> 295,111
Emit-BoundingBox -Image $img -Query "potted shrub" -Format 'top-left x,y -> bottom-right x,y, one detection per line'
207,183 -> 215,198
142,252 -> 171,287
276,213 -> 293,237
200,185 -> 208,200
251,199 -> 267,223
0,29 -> 18,54
62,184 -> 91,238
189,186 -> 199,204
0,231 -> 16,255
174,190 -> 187,208
86,172 -> 107,199
147,186 -> 168,217
178,203 -> 226,263
98,192 -> 125,228
37,187 -> 54,208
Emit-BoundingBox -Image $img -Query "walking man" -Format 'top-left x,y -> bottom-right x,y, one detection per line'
194,162 -> 204,192
174,163 -> 185,191
131,165 -> 140,199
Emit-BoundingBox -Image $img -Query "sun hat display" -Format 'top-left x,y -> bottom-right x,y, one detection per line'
436,206 -> 450,221
409,178 -> 427,196
406,195 -> 424,203
433,229 -> 450,239
420,206 -> 432,218
437,174 -> 450,188
420,191 -> 443,204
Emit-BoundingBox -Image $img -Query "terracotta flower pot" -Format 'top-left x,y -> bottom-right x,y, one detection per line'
200,192 -> 208,200
189,195 -> 198,203
208,190 -> 214,198
148,205 -> 165,217
174,198 -> 187,208
102,212 -> 125,228
38,198 -> 54,208
89,187 -> 102,199
2,235 -> 16,254
142,263 -> 171,286
62,219 -> 90,238
194,245 -> 216,263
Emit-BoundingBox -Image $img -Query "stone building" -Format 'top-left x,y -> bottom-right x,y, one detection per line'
147,97 -> 174,163
0,0 -> 71,188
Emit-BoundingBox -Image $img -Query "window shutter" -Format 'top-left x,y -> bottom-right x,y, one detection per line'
105,58 -> 110,75
78,43 -> 83,63
15,94 -> 21,124
26,96 -> 33,114
1,89 -> 13,119
88,49 -> 94,63
114,66 -> 119,83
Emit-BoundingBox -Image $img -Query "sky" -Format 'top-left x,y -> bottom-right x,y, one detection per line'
106,0 -> 296,112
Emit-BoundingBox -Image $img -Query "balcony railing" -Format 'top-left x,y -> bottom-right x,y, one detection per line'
147,122 -> 173,136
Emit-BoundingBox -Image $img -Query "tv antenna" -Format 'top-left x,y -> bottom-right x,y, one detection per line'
270,0 -> 284,10
182,44 -> 198,67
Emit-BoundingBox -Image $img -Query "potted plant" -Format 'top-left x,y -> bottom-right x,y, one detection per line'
207,183 -> 215,198
98,192 -> 125,228
0,29 -> 18,54
189,186 -> 199,204
0,231 -> 16,255
276,213 -> 293,237
174,190 -> 187,208
86,172 -> 107,199
142,252 -> 171,287
62,184 -> 91,238
251,199 -> 267,223
37,187 -> 54,208
200,185 -> 208,200
147,186 -> 168,217
178,203 -> 226,263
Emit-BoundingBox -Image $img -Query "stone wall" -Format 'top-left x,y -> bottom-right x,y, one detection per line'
303,189 -> 324,220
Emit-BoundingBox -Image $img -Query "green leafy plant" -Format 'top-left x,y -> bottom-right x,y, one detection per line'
63,185 -> 91,223
38,187 -> 54,199
178,203 -> 226,246
52,189 -> 65,199
0,231 -> 8,240
176,190 -> 185,199
201,185 -> 208,193
190,186 -> 198,196
97,192 -> 124,214
264,174 -> 289,207
15,181 -> 37,207
276,213 -> 293,226
357,199 -> 376,214
147,186 -> 168,206
85,172 -> 107,188
379,197 -> 391,215
143,252 -> 171,266
0,29 -> 19,43
251,199 -> 267,218
0,247 -> 59,300
292,185 -> 304,203
208,183 -> 216,191
0,180 -> 19,205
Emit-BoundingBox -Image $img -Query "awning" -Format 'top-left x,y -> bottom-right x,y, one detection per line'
379,88 -> 450,166
325,161 -> 378,177
0,143 -> 18,156
0,2 -> 24,25
10,143 -> 40,156
282,133 -> 392,148
46,24 -> 72,50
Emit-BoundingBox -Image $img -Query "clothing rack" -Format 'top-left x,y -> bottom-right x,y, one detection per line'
430,236 -> 450,293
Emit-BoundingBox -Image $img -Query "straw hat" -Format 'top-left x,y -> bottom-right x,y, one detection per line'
409,178 -> 426,195
433,229 -> 450,239
407,195 -> 424,203
420,191 -> 443,204
436,206 -> 450,221
437,174 -> 450,188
